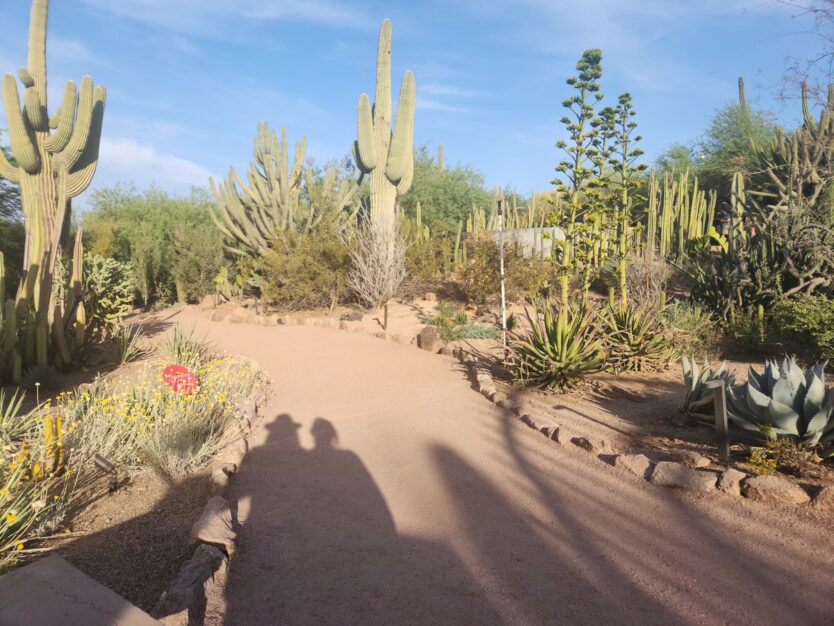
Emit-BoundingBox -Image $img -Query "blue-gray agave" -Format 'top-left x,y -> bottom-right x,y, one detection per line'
726,357 -> 834,454
682,356 -> 736,425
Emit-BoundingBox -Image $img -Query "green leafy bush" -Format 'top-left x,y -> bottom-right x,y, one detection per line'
769,294 -> 834,362
461,239 -> 550,304
83,254 -> 135,337
253,230 -> 349,311
508,300 -> 604,391
430,301 -> 497,342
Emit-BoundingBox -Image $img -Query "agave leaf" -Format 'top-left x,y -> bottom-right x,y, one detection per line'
743,384 -> 771,422
803,373 -> 826,418
765,399 -> 801,435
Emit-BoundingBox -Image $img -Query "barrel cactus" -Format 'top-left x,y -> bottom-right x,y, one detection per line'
726,357 -> 834,454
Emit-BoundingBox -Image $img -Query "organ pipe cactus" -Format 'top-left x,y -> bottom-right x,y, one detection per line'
353,19 -> 416,234
0,0 -> 102,379
211,122 -> 356,257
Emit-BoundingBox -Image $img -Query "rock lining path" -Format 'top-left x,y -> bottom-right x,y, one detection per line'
174,310 -> 834,625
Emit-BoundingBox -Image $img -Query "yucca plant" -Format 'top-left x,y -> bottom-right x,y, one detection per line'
159,324 -> 210,370
114,325 -> 147,365
508,299 -> 604,391
681,356 -> 736,425
726,356 -> 834,456
600,303 -> 671,373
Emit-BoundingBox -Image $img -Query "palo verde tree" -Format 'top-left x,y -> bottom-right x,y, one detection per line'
0,0 -> 106,381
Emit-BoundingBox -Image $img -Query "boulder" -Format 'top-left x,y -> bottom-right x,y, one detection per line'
613,454 -> 653,479
649,461 -> 716,493
741,475 -> 811,505
417,325 -> 443,353
341,311 -> 365,322
673,451 -> 711,468
191,496 -> 236,555
717,468 -> 747,497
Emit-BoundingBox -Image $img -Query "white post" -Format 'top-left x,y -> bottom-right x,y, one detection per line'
498,198 -> 508,354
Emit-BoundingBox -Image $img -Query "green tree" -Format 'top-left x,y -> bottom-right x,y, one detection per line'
83,185 -> 223,306
397,144 -> 492,233
654,143 -> 697,176
696,102 -> 777,193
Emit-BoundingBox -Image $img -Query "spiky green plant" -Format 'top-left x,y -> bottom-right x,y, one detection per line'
159,324 -> 210,371
210,122 -> 356,258
353,19 -> 416,235
508,300 -> 604,391
600,303 -> 670,373
681,356 -> 737,425
726,357 -> 834,455
0,0 -> 104,379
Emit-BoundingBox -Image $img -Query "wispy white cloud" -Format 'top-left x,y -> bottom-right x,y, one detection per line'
416,97 -> 473,113
81,0 -> 371,35
49,37 -> 101,65
96,136 -> 216,191
421,82 -> 486,98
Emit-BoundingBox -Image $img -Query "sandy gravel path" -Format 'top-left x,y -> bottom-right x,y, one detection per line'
172,310 -> 834,626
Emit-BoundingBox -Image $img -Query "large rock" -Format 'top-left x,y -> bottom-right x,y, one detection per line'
717,468 -> 747,497
649,461 -> 716,493
0,554 -> 158,626
417,325 -> 443,353
613,454 -> 653,479
741,475 -> 811,505
190,496 -> 236,555
341,311 -> 364,322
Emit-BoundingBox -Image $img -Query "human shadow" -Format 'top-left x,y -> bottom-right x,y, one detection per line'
221,415 -> 503,625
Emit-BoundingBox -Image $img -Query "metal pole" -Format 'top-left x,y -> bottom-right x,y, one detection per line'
498,198 -> 508,355
706,380 -> 730,466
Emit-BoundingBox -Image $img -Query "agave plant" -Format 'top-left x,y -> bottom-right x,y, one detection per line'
507,300 -> 604,391
726,357 -> 834,455
681,356 -> 736,425
600,303 -> 671,373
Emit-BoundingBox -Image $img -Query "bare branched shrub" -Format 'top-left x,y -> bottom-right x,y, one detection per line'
626,251 -> 669,309
341,221 -> 407,309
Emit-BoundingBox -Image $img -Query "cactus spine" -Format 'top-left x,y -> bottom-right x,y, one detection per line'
354,19 -> 416,235
0,0 -> 104,379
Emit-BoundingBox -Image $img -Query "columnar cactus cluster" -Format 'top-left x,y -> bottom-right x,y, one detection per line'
210,122 -> 357,258
0,0 -> 105,381
353,19 -> 416,235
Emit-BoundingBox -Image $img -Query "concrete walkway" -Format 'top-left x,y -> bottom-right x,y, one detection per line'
177,311 -> 834,625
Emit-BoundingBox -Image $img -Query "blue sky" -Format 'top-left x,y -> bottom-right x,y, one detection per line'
0,1 -> 818,206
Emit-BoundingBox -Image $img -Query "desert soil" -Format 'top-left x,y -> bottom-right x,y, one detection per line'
149,306 -> 834,626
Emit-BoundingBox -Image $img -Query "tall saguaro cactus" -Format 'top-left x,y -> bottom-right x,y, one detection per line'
0,0 -> 105,377
353,19 -> 416,234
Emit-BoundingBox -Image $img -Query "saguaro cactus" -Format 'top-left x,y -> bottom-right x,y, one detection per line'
0,0 -> 105,377
353,19 -> 416,234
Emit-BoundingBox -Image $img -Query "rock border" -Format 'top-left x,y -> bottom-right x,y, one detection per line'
152,396 -> 258,625
204,307 -> 831,512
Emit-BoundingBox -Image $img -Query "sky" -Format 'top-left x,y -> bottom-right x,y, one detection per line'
0,0 -> 820,207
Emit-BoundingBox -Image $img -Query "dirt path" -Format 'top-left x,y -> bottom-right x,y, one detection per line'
170,309 -> 833,626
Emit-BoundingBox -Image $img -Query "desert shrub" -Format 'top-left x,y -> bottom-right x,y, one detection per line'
747,448 -> 777,475
766,438 -> 823,478
171,222 -> 226,304
61,353 -> 267,476
114,325 -> 147,365
769,294 -> 834,362
430,300 -> 498,342
253,229 -> 349,311
343,222 -> 407,310
662,301 -> 722,359
625,252 -> 669,309
159,324 -> 210,371
599,303 -> 671,373
461,239 -> 550,304
83,254 -> 136,338
507,300 -> 604,390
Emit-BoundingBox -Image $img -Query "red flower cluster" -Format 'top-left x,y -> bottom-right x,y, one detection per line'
162,365 -> 198,395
